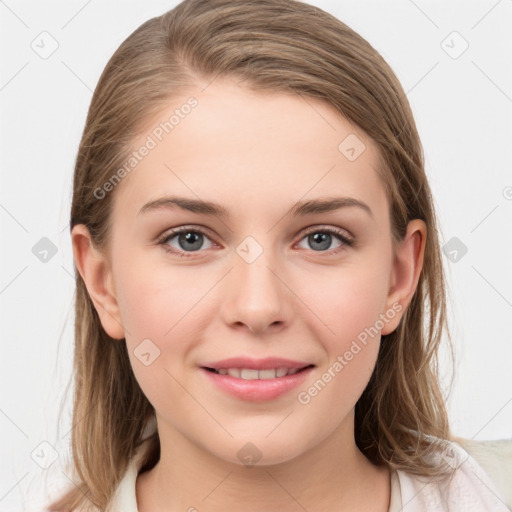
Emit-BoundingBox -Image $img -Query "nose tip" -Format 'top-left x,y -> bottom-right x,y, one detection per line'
224,259 -> 289,335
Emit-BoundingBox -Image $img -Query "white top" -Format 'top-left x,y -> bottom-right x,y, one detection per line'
106,437 -> 512,511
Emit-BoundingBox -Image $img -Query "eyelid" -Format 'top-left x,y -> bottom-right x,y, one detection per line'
299,225 -> 353,244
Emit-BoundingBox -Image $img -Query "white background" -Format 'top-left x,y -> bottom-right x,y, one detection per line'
1,0 -> 511,510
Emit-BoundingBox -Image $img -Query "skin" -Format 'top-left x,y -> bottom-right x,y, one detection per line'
72,77 -> 426,511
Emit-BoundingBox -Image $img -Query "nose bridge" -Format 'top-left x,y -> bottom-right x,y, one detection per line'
223,235 -> 289,332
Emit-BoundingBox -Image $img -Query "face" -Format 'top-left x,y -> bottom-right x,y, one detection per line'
77,78 -> 420,466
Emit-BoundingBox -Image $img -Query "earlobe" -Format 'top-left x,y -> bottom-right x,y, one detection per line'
381,219 -> 427,335
71,224 -> 125,340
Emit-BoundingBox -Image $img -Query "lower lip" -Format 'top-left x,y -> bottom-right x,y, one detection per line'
201,367 -> 314,401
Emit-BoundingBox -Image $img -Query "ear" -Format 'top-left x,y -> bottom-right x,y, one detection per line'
71,224 -> 125,340
381,219 -> 427,335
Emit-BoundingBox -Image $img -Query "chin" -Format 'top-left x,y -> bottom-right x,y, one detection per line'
201,434 -> 311,468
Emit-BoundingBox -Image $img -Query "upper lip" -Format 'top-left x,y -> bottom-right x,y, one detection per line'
201,357 -> 314,370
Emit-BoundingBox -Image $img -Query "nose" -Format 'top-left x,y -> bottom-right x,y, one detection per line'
221,250 -> 291,335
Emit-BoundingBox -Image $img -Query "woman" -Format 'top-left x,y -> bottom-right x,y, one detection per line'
48,0 -> 512,510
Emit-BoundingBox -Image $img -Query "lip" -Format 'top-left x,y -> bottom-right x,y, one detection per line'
200,361 -> 315,402
201,356 -> 312,370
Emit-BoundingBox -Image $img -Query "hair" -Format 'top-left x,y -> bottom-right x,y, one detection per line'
49,0 -> 454,510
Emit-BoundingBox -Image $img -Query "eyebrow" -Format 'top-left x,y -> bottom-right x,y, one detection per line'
138,195 -> 373,218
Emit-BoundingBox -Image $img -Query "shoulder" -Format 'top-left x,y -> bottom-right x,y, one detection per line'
455,436 -> 512,508
391,438 -> 512,511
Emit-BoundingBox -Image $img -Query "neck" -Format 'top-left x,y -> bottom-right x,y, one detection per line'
136,414 -> 391,512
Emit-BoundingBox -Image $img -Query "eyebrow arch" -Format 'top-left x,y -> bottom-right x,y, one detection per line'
138,195 -> 373,218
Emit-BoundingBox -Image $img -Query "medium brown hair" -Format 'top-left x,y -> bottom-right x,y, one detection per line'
49,0 -> 453,509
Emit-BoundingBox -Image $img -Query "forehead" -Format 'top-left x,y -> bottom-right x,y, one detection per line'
110,78 -> 388,223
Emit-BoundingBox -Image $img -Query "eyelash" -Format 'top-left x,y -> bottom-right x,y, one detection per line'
157,225 -> 354,258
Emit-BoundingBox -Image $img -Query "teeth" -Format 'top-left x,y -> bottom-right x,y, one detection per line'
227,368 -> 240,378
215,367 -> 304,379
258,369 -> 277,379
240,369 -> 259,380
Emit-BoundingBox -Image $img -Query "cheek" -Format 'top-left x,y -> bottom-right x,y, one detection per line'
113,256 -> 214,398
303,258 -> 391,348
114,253 -> 200,342
294,276 -> 385,423
292,258 -> 390,409
117,268 -> 195,414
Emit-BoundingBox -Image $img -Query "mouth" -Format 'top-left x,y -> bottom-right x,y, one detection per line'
199,361 -> 315,401
202,365 -> 315,379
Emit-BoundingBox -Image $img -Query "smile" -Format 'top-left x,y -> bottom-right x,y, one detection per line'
204,366 -> 313,379
200,365 -> 315,401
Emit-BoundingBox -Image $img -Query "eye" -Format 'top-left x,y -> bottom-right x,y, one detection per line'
157,225 -> 354,258
157,227 -> 214,257
296,227 -> 353,254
